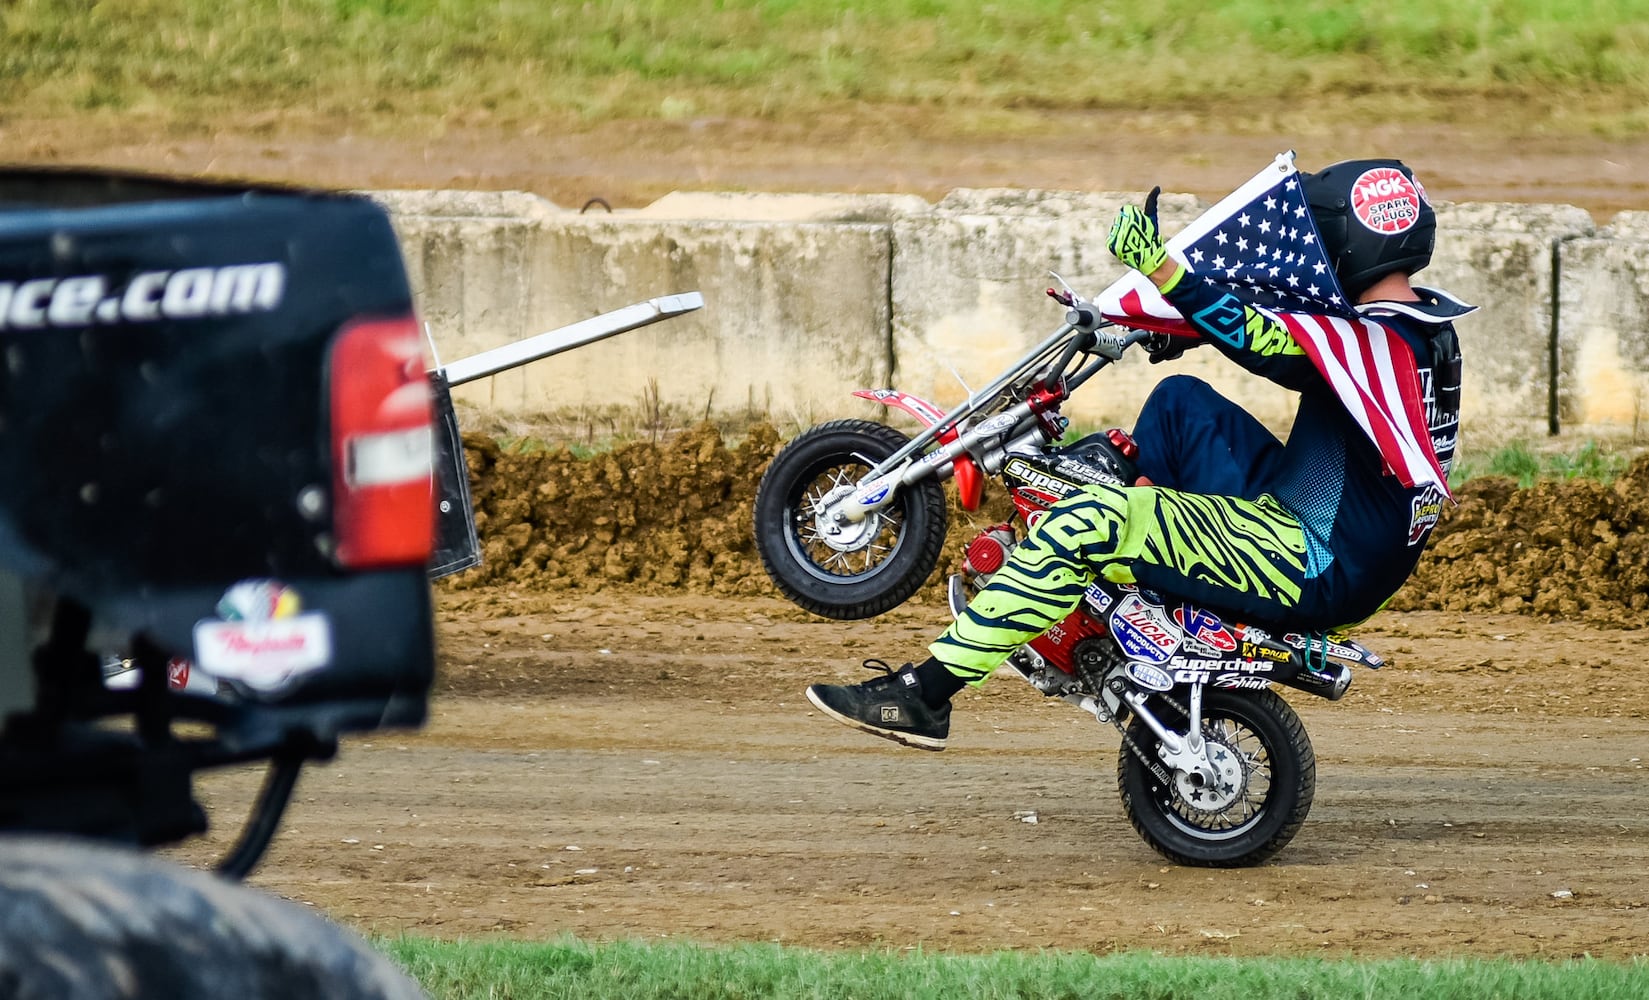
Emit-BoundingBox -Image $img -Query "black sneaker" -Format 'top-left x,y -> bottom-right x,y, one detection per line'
805,659 -> 951,751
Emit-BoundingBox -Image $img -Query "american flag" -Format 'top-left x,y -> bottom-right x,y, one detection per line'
1094,151 -> 1450,498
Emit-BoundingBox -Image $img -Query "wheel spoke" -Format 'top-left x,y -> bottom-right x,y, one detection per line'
1161,711 -> 1272,833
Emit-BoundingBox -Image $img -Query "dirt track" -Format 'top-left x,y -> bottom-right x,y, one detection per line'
171,589 -> 1649,960
125,111 -> 1648,960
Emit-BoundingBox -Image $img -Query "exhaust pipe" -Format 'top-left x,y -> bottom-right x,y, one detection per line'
1278,661 -> 1353,701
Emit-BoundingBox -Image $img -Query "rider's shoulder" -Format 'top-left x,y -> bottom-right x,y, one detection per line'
1356,286 -> 1477,325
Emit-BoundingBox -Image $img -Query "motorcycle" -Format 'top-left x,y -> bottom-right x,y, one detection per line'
753,276 -> 1384,867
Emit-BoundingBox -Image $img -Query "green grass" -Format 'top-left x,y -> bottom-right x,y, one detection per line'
380,935 -> 1649,1000
1450,439 -> 1637,488
3,0 -> 1647,132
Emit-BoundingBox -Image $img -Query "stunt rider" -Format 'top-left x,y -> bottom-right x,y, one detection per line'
806,159 -> 1472,751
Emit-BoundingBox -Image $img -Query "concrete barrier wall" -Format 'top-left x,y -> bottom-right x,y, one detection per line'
372,188 -> 1644,444
1558,211 -> 1649,434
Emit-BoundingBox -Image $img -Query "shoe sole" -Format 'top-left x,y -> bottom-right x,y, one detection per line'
804,687 -> 947,752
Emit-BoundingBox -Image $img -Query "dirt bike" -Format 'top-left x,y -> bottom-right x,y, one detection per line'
753,276 -> 1385,867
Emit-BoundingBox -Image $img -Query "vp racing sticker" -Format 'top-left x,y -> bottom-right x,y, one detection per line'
192,579 -> 332,692
1173,605 -> 1237,653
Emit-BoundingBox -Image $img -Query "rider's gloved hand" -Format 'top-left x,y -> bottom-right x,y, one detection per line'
1107,186 -> 1171,276
1143,331 -> 1201,365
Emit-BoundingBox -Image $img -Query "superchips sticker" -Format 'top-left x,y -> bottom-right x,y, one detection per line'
1351,166 -> 1422,235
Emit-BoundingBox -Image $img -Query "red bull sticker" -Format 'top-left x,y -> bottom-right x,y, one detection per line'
1351,167 -> 1422,235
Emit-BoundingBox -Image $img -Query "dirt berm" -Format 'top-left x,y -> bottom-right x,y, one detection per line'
445,424 -> 1649,630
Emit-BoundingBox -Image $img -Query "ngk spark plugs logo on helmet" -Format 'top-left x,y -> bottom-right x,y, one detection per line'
1109,593 -> 1179,664
1351,167 -> 1422,235
0,263 -> 286,329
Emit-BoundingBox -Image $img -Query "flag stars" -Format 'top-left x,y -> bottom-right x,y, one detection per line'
1238,213 -> 1252,227
1214,231 -> 1229,245
1258,219 -> 1272,235
1190,248 -> 1205,264
1264,196 -> 1278,211
1255,242 -> 1267,257
1236,237 -> 1250,252
1212,255 -> 1227,269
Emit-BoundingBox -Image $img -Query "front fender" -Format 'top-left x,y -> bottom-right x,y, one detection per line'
852,388 -> 946,428
853,389 -> 985,511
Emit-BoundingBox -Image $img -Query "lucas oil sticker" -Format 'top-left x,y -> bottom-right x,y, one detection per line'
1109,593 -> 1180,664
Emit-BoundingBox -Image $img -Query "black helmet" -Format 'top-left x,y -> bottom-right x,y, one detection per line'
1302,159 -> 1435,301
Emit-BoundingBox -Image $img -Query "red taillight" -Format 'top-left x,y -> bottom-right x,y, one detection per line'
329,316 -> 434,568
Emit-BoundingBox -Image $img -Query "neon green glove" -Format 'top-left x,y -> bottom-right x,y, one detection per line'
1106,186 -> 1170,276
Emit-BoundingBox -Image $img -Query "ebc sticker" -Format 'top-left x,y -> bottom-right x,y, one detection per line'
1124,661 -> 1174,692
1083,583 -> 1114,616
1351,167 -> 1422,235
1109,593 -> 1179,664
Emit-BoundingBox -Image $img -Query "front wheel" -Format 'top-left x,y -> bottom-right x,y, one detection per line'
1116,687 -> 1315,867
753,419 -> 948,620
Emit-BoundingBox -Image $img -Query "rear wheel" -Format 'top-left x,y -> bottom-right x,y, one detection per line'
753,419 -> 948,620
1116,688 -> 1315,867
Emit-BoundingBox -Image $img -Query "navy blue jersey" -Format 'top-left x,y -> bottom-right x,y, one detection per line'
1162,273 -> 1464,625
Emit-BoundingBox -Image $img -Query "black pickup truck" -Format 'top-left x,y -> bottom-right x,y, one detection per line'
0,164 -> 440,887
0,168 -> 440,995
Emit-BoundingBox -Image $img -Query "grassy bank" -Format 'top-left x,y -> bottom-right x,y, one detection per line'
381,935 -> 1649,1000
4,1 -> 1647,134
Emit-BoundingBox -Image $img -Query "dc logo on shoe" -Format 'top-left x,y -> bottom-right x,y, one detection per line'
881,707 -> 901,722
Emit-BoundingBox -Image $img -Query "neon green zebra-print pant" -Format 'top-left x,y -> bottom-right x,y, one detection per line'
930,483 -> 1309,684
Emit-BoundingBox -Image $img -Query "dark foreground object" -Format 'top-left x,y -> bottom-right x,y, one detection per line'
0,836 -> 426,999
